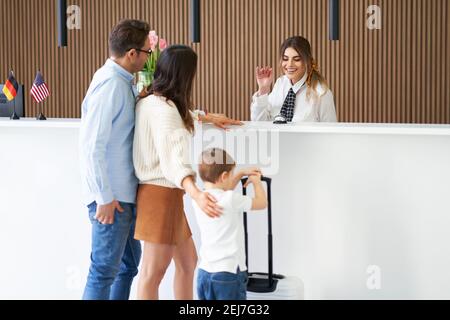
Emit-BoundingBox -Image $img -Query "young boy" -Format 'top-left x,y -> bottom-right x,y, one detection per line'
193,148 -> 268,300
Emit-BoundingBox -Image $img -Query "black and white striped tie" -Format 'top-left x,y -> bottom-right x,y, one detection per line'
280,88 -> 296,122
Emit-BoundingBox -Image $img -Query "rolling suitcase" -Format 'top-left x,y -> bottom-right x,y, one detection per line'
241,176 -> 304,300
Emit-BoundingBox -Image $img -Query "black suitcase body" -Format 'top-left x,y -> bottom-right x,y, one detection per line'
241,176 -> 304,299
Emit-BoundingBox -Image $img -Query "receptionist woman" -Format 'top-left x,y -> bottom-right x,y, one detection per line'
251,36 -> 337,123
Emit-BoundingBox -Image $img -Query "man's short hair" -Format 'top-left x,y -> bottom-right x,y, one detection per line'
109,19 -> 150,57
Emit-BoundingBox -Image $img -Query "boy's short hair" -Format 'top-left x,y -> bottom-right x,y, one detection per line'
199,148 -> 236,183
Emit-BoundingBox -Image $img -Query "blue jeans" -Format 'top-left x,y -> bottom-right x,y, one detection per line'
82,202 -> 141,300
197,268 -> 248,300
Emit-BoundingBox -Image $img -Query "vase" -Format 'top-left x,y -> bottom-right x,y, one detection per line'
136,71 -> 154,94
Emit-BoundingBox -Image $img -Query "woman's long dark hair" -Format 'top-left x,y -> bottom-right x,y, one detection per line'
147,45 -> 197,133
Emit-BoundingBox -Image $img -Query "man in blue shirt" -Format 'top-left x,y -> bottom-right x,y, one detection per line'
79,19 -> 151,300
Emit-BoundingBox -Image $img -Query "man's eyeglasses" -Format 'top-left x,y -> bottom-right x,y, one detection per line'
128,48 -> 152,55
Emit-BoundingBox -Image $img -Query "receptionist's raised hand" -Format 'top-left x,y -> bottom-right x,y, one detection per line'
255,66 -> 274,95
202,113 -> 244,130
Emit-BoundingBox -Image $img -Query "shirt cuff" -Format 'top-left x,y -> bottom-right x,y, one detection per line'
253,93 -> 269,107
191,109 -> 206,121
95,190 -> 114,206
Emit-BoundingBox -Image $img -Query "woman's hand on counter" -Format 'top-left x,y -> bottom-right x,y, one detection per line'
200,113 -> 244,130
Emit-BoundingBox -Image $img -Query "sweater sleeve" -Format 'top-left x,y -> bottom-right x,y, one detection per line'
151,105 -> 196,188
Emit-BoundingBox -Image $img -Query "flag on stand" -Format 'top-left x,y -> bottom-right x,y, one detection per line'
2,71 -> 19,101
30,71 -> 50,103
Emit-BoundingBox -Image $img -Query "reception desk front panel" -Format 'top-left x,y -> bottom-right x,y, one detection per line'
1,118 -> 450,299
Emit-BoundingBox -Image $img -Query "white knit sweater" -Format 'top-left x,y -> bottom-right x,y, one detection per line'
133,95 -> 196,189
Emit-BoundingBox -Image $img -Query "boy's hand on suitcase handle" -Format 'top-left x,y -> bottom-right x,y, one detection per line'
245,173 -> 268,210
244,172 -> 263,188
233,167 -> 262,189
240,167 -> 262,178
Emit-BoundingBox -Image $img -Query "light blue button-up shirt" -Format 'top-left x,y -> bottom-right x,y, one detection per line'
79,59 -> 138,205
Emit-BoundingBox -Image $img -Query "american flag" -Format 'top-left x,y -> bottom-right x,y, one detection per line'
30,72 -> 50,103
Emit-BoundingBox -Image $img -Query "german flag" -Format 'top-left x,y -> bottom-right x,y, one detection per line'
2,72 -> 19,101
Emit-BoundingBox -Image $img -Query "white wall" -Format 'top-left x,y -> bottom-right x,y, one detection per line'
1,121 -> 450,299
195,126 -> 450,299
0,126 -> 88,299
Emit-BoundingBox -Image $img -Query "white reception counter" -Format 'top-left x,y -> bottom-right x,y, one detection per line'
1,118 -> 450,299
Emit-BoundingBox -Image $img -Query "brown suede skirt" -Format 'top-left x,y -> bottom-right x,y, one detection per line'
135,184 -> 192,245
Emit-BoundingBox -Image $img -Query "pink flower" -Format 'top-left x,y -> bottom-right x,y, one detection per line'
149,30 -> 159,51
159,38 -> 167,50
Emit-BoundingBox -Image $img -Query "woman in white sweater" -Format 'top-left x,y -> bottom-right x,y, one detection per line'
133,45 -> 235,300
251,36 -> 337,123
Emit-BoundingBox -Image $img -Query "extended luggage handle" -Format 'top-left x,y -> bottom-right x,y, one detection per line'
241,176 -> 274,288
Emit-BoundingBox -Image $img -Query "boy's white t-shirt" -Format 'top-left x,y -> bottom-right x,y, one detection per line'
193,188 -> 253,274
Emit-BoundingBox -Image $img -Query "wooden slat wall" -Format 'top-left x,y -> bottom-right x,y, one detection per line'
0,0 -> 448,123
